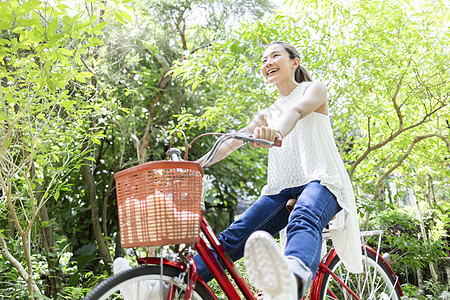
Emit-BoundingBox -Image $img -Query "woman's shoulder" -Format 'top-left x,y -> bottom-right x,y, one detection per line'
304,80 -> 327,94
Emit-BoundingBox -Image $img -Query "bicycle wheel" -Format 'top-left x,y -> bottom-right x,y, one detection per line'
318,248 -> 401,300
84,264 -> 216,300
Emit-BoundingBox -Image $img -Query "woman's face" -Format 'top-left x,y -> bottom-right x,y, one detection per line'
261,44 -> 298,85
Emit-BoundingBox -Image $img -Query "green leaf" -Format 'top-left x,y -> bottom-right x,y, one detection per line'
92,21 -> 108,32
74,243 -> 96,257
113,10 -> 124,24
41,218 -> 56,228
0,39 -> 11,46
192,79 -> 203,91
0,4 -> 14,23
91,137 -> 101,145
119,107 -> 130,114
87,36 -> 103,46
12,27 -> 25,34
185,78 -> 195,87
47,18 -> 58,34
29,294 -> 52,300
58,47 -> 73,56
74,71 -> 94,83
230,42 -> 239,53
0,22 -> 12,30
60,99 -> 75,111
78,71 -> 94,78
62,15 -> 72,27
119,10 -> 132,22
17,18 -> 40,27
17,0 -> 41,15
67,273 -> 81,287
123,4 -> 134,12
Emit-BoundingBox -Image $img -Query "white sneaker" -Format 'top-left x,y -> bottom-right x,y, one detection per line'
244,231 -> 298,300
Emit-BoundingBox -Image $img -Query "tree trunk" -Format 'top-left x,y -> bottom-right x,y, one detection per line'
446,262 -> 450,287
417,267 -> 423,298
102,175 -> 116,236
363,210 -> 371,231
414,192 -> 439,281
427,174 -> 436,206
7,212 -> 15,238
81,155 -> 112,274
30,163 -> 60,298
39,205 -> 59,298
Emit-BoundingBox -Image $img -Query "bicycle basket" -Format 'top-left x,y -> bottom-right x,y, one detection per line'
114,161 -> 203,248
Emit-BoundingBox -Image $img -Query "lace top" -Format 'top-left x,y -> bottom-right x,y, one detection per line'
262,82 -> 363,273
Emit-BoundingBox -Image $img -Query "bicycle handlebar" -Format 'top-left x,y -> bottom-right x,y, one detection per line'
166,132 -> 282,168
199,132 -> 282,168
229,132 -> 282,147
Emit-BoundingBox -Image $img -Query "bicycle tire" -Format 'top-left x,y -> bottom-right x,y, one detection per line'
318,247 -> 402,300
84,264 -> 216,300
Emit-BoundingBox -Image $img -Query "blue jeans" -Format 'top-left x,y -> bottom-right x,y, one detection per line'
194,181 -> 341,296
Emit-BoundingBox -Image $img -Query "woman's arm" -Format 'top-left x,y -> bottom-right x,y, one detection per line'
196,112 -> 268,167
253,82 -> 328,143
276,82 -> 328,137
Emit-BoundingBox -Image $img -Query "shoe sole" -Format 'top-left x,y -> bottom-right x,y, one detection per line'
244,231 -> 297,299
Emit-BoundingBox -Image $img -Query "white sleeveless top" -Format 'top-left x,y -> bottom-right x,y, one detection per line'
262,82 -> 363,273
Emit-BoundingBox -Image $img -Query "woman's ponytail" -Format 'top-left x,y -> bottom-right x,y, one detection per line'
295,64 -> 312,84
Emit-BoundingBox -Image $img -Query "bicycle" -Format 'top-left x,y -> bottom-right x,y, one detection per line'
84,132 -> 403,300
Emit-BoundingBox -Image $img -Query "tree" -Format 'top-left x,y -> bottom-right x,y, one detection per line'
0,0 -> 123,297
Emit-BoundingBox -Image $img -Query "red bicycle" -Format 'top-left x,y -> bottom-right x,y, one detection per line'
84,132 -> 403,300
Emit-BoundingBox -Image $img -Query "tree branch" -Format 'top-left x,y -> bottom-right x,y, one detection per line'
349,102 -> 447,179
0,235 -> 41,295
391,60 -> 412,128
373,133 -> 450,199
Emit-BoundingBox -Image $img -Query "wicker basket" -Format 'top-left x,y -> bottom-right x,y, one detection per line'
114,161 -> 203,248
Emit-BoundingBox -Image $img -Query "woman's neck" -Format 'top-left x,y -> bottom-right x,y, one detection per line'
276,80 -> 299,98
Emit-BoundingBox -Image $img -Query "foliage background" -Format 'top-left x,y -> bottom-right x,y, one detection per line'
0,0 -> 448,298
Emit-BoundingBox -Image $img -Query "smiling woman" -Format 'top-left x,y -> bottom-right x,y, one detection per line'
261,42 -> 312,93
193,41 -> 363,300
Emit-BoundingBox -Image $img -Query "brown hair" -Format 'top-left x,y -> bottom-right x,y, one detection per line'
270,41 -> 312,83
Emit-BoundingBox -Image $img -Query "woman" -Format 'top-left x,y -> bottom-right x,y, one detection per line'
194,41 -> 363,299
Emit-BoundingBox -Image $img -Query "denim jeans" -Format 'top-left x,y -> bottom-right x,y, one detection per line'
194,180 -> 342,297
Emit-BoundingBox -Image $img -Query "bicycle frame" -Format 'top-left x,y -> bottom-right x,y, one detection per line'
137,212 -> 256,300
197,215 -> 256,300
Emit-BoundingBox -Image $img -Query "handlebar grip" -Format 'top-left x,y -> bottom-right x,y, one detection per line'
274,138 -> 282,147
250,137 -> 283,148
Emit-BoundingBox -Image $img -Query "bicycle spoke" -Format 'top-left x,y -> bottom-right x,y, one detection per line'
84,265 -> 215,300
318,248 -> 401,300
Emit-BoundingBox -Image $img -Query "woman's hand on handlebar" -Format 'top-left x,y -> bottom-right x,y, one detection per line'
195,131 -> 282,168
251,126 -> 283,148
